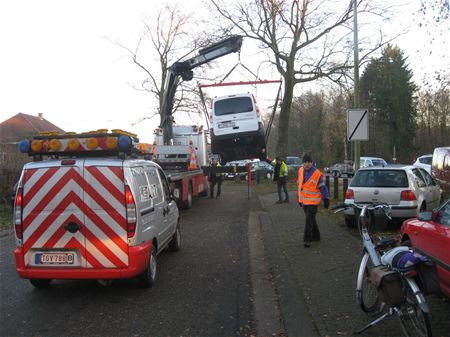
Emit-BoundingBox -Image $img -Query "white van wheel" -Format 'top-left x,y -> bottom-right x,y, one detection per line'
139,245 -> 157,288
168,223 -> 181,252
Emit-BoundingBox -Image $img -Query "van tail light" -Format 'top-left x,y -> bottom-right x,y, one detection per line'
401,190 -> 417,201
14,187 -> 23,239
125,185 -> 137,238
251,94 -> 261,117
345,189 -> 354,200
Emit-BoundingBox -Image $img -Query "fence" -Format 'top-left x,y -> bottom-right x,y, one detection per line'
325,176 -> 350,202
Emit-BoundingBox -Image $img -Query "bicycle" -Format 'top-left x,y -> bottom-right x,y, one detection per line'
334,202 -> 433,337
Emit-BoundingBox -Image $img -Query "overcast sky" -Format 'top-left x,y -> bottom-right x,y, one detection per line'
0,0 -> 448,143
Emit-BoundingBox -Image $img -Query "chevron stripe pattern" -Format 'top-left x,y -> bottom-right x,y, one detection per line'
22,165 -> 128,268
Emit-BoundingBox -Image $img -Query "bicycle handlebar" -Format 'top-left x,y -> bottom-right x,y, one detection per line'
332,202 -> 392,219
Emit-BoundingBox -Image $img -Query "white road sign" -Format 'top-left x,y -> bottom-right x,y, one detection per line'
347,109 -> 369,141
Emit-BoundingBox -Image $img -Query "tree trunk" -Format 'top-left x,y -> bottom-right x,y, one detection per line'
277,76 -> 294,158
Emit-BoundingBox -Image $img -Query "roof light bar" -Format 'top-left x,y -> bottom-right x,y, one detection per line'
18,129 -> 148,158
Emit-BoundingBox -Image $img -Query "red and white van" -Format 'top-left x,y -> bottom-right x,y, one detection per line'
13,131 -> 180,288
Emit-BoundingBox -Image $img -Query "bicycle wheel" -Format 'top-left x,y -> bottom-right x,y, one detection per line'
398,281 -> 432,337
356,252 -> 380,313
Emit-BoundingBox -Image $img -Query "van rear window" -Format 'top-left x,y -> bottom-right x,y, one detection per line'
214,97 -> 253,116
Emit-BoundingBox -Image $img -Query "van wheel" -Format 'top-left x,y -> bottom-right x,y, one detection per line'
139,245 -> 157,288
168,223 -> 181,252
30,279 -> 51,288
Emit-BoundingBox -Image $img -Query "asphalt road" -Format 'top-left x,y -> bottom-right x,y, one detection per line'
0,185 -> 255,337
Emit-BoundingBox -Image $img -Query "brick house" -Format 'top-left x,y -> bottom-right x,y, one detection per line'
0,113 -> 65,203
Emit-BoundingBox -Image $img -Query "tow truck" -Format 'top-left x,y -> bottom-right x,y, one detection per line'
152,35 -> 248,208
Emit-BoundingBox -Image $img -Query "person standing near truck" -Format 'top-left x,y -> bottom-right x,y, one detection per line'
297,154 -> 329,248
208,158 -> 222,199
273,156 -> 289,203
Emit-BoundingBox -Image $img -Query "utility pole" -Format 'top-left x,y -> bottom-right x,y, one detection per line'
353,0 -> 361,171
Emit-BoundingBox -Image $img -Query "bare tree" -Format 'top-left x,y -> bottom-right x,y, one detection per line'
209,0 -> 393,158
117,4 -> 210,129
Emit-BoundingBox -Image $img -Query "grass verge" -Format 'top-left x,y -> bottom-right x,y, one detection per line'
0,203 -> 13,232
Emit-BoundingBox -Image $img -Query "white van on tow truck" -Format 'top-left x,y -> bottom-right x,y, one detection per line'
13,130 -> 180,288
210,93 -> 267,163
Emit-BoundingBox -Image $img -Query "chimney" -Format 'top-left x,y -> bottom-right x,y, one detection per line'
38,113 -> 43,119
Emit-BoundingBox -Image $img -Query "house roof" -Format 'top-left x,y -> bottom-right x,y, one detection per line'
0,113 -> 65,144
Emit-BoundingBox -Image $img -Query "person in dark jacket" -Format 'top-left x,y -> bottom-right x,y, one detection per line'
208,158 -> 222,199
297,154 -> 329,248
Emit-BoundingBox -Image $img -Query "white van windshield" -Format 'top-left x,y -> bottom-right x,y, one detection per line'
214,97 -> 253,116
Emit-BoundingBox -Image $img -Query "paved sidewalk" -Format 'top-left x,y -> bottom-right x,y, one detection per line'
256,190 -> 450,337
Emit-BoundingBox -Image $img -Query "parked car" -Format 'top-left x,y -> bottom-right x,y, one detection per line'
344,165 -> 442,227
413,154 -> 432,174
286,156 -> 302,174
247,160 -> 275,180
400,198 -> 450,298
330,161 -> 354,177
359,156 -> 388,168
224,159 -> 263,180
224,159 -> 252,180
431,147 -> 450,197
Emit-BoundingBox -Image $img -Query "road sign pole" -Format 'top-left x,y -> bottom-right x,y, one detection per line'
353,0 -> 361,171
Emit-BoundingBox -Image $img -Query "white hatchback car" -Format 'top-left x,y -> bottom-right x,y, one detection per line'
343,165 -> 442,227
359,156 -> 388,168
413,154 -> 432,174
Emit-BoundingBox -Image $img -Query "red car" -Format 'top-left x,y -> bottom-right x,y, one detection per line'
400,198 -> 450,298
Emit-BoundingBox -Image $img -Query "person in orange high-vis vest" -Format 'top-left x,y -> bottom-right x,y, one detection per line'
298,154 -> 329,248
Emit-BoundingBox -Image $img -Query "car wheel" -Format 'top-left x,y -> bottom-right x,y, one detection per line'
139,244 -> 157,288
168,222 -> 181,252
30,279 -> 51,288
345,215 -> 356,228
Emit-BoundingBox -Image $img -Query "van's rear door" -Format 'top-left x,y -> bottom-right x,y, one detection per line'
22,160 -> 88,268
213,95 -> 258,136
21,159 -> 128,269
83,160 -> 128,269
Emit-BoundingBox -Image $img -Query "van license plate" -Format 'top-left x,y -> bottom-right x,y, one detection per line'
38,253 -> 75,265
219,121 -> 235,128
